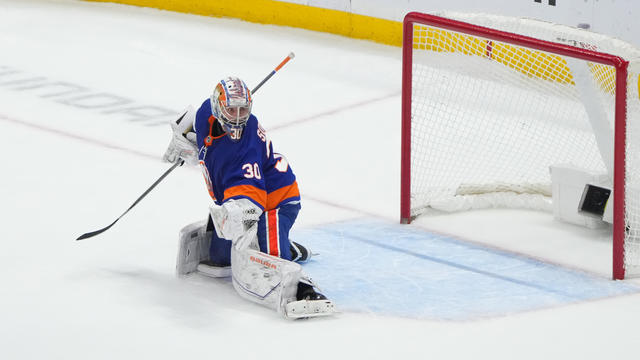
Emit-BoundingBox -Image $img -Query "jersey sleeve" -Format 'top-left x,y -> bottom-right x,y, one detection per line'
260,126 -> 301,209
194,98 -> 211,152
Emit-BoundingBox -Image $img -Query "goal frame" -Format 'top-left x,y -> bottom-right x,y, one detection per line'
400,12 -> 630,279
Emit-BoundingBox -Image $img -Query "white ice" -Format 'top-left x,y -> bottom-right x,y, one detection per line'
1,1 -> 640,359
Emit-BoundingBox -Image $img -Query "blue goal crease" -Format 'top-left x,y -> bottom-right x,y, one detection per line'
293,218 -> 640,320
319,228 -> 586,300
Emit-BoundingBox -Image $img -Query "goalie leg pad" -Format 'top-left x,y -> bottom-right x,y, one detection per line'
229,223 -> 335,319
175,220 -> 210,277
231,245 -> 302,316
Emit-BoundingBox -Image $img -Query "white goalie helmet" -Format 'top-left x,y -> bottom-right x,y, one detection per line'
211,76 -> 253,141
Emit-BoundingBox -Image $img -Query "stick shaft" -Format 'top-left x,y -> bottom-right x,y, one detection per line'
76,160 -> 183,240
252,52 -> 295,94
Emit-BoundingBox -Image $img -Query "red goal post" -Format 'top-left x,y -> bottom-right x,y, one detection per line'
400,12 -> 635,279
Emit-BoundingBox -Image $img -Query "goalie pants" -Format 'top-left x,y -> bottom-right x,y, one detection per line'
209,202 -> 301,265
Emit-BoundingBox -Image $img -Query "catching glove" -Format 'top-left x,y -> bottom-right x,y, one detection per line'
163,106 -> 199,166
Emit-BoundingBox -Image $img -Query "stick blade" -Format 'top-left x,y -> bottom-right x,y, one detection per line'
76,222 -> 116,241
76,230 -> 105,241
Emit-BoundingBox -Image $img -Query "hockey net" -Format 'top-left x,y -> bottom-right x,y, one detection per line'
401,12 -> 640,279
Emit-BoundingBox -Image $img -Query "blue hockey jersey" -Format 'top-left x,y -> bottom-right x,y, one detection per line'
193,98 -> 300,211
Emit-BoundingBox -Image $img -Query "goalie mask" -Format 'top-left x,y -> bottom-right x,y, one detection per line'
211,76 -> 252,142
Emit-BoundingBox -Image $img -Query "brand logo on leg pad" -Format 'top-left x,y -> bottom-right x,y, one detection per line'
250,255 -> 278,270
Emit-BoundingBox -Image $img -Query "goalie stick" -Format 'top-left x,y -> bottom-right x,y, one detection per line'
76,160 -> 183,240
252,52 -> 295,94
76,52 -> 296,241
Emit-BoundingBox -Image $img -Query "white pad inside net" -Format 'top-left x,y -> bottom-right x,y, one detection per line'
408,12 -> 640,276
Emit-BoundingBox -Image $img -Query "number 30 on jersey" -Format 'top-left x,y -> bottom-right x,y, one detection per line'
242,163 -> 262,179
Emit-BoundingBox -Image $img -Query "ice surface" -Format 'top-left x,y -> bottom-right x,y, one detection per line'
300,218 -> 638,320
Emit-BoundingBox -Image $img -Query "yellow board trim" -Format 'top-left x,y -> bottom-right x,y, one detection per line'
83,1 -> 638,98
82,0 -> 403,46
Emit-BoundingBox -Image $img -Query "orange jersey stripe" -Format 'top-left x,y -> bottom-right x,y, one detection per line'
199,161 -> 217,201
266,181 -> 300,210
267,209 -> 279,256
223,184 -> 267,209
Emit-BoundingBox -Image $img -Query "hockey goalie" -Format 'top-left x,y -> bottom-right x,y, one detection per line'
163,76 -> 335,319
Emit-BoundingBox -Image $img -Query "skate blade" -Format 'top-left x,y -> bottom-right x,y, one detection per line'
285,299 -> 336,319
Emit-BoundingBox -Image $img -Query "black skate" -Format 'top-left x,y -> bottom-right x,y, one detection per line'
296,281 -> 327,300
290,241 -> 313,263
285,280 -> 335,319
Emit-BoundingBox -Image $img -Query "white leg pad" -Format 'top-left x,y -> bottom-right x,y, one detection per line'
226,224 -> 335,319
175,220 -> 210,277
231,245 -> 302,317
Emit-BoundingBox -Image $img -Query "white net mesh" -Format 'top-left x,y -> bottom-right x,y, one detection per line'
625,61 -> 640,276
408,12 -> 640,277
